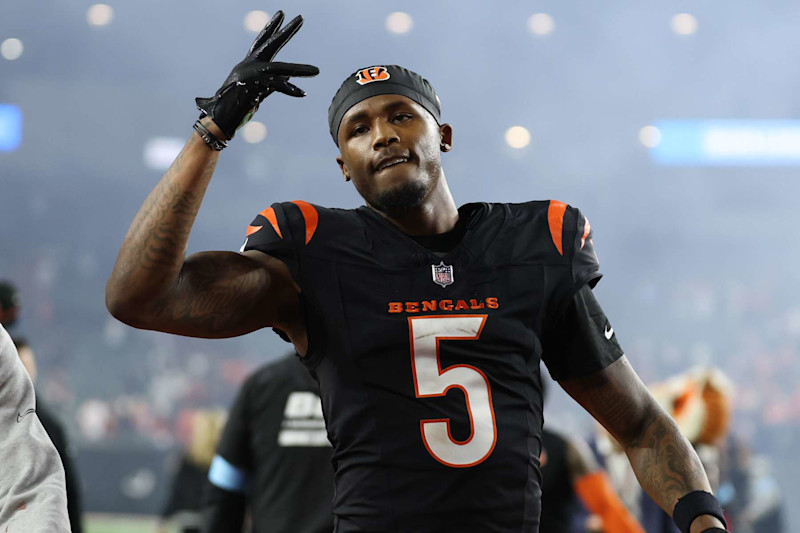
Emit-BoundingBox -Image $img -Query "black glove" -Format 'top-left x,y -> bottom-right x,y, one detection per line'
195,11 -> 319,140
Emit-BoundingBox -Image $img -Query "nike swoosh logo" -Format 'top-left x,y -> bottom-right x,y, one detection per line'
604,326 -> 614,340
16,408 -> 35,423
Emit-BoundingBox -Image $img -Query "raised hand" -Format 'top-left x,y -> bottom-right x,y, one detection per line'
195,11 -> 319,140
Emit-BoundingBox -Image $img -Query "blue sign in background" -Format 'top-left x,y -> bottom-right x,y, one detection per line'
0,104 -> 23,152
651,119 -> 800,166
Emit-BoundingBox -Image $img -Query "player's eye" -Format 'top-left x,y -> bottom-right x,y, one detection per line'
351,125 -> 368,137
392,113 -> 412,123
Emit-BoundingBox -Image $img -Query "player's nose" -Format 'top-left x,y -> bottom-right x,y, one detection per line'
372,120 -> 399,150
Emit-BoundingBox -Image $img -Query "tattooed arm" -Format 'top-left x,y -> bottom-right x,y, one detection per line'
559,357 -> 725,533
106,118 -> 302,343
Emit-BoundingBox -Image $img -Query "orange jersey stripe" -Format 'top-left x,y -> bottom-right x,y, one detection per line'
257,207 -> 282,239
581,216 -> 591,250
246,225 -> 262,237
292,200 -> 319,245
548,200 -> 567,256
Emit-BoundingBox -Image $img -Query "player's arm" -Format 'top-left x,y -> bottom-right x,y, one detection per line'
105,12 -> 318,339
543,206 -> 727,533
564,434 -> 645,533
560,359 -> 726,533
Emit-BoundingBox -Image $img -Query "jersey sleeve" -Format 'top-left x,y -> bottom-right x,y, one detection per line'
240,203 -> 298,271
240,200 -> 321,275
543,202 -> 602,327
540,203 -> 622,381
569,207 -> 601,290
540,282 -> 624,381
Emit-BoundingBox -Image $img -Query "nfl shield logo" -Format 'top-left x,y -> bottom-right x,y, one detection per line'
431,261 -> 455,288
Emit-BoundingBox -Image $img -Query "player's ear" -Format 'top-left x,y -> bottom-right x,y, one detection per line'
336,156 -> 351,181
439,123 -> 453,152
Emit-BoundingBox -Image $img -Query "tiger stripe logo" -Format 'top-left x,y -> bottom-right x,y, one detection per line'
245,202 -> 319,246
355,66 -> 391,85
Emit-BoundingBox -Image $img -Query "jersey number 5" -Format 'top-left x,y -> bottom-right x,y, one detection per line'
409,315 -> 497,468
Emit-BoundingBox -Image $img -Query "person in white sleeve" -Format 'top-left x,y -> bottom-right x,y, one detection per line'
0,324 -> 70,532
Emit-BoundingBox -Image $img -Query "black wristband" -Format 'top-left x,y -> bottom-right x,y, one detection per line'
193,119 -> 227,151
700,529 -> 728,533
673,491 -> 727,533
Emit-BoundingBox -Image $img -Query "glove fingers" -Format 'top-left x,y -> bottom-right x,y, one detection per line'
267,61 -> 320,77
247,10 -> 285,57
254,15 -> 303,61
231,62 -> 319,84
272,78 -> 306,98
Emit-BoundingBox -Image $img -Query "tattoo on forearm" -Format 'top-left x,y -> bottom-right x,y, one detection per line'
565,360 -> 711,515
138,175 -> 201,271
626,409 -> 708,512
116,146 -> 216,276
108,139 -> 268,335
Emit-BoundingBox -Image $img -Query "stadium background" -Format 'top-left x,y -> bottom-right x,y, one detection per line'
1,1 -> 797,531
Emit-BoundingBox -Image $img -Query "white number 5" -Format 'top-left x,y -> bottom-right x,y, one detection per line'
409,315 -> 497,467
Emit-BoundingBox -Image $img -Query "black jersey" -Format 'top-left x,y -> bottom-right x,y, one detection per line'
210,354 -> 334,533
539,429 -> 578,533
242,200 -> 620,532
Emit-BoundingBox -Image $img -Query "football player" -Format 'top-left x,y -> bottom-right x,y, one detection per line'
106,11 -> 728,533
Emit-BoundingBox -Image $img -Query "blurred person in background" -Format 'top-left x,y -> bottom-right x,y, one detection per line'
0,280 -> 21,332
540,378 -> 644,533
13,337 -> 84,533
202,351 -> 333,533
717,437 -> 785,533
0,298 -> 69,530
106,11 -> 730,533
157,409 -> 226,533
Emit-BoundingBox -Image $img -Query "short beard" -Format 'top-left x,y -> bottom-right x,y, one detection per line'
371,180 -> 429,217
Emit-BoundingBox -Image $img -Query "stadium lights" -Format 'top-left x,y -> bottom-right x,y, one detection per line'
87,4 -> 114,27
242,121 -> 268,144
386,12 -> 414,35
671,13 -> 698,36
505,126 -> 531,149
0,38 -> 23,61
527,13 -> 555,36
244,11 -> 270,33
639,125 -> 662,148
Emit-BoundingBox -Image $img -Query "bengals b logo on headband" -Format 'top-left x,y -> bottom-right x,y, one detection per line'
355,66 -> 391,85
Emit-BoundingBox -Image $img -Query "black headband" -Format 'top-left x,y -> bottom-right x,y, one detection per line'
328,65 -> 441,146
